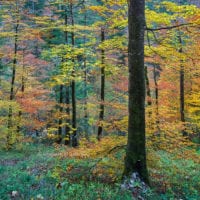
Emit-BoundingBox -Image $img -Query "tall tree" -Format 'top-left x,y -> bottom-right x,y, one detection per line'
124,0 -> 148,182
178,32 -> 186,136
97,28 -> 105,141
70,2 -> 78,147
64,4 -> 71,145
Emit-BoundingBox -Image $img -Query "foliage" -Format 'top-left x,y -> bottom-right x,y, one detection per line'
0,0 -> 200,198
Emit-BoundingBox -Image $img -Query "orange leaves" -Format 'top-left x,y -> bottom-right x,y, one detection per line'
57,136 -> 126,159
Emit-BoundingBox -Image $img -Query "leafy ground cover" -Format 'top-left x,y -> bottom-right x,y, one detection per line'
0,143 -> 132,200
0,140 -> 199,200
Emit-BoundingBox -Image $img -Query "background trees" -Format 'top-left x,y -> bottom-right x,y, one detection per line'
0,0 -> 199,150
0,0 -> 200,199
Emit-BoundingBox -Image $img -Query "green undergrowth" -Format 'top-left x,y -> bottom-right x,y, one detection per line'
0,143 -> 132,200
0,142 -> 199,200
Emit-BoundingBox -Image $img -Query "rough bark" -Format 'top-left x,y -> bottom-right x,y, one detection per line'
124,0 -> 148,183
97,28 -> 105,141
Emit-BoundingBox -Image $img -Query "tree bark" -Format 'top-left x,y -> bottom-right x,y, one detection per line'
64,5 -> 71,145
178,34 -> 186,136
7,20 -> 19,145
145,66 -> 151,106
57,84 -> 63,143
17,49 -> 25,133
153,64 -> 160,131
70,2 -> 78,147
83,3 -> 89,140
97,28 -> 105,141
124,0 -> 148,183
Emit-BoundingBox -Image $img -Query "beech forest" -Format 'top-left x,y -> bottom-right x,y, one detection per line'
0,0 -> 200,199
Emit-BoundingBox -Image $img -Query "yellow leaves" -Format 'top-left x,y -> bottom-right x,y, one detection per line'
99,36 -> 126,51
89,6 -> 105,13
161,1 -> 199,17
146,9 -> 173,26
47,133 -> 58,140
104,0 -> 127,7
58,136 -> 126,159
0,32 -> 15,38
33,16 -> 51,25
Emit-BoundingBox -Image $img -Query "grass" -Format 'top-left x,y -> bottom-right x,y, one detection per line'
0,141 -> 199,200
0,143 -> 132,200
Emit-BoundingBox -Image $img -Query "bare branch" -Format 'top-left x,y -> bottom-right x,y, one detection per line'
146,23 -> 196,31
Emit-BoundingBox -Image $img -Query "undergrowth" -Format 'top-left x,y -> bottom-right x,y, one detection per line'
0,137 -> 199,199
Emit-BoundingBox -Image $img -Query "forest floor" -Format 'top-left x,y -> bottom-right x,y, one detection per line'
0,139 -> 199,200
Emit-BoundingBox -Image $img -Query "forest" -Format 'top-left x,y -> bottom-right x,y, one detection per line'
0,0 -> 200,199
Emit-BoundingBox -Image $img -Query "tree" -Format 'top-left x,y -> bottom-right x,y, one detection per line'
124,0 -> 148,182
97,28 -> 105,140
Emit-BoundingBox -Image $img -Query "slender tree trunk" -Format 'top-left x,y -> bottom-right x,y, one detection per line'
178,34 -> 186,136
17,49 -> 25,133
65,86 -> 71,145
7,20 -> 19,147
124,0 -> 148,183
145,66 -> 152,130
83,1 -> 89,140
97,28 -> 105,141
0,60 -> 3,87
70,2 -> 78,147
145,66 -> 151,106
63,5 -> 71,145
57,84 -> 63,143
83,56 -> 89,140
153,64 -> 160,131
9,22 -> 19,101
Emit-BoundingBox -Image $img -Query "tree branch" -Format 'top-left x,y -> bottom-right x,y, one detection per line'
146,23 -> 195,31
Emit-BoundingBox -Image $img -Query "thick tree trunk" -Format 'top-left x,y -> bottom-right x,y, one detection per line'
97,28 -> 105,141
124,0 -> 148,183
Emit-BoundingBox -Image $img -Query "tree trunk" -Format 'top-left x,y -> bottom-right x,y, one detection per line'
178,34 -> 186,136
83,0 -> 89,141
97,28 -> 105,141
17,49 -> 25,133
145,66 -> 151,106
64,5 -> 71,145
70,2 -> 78,147
57,84 -> 63,143
7,20 -> 19,147
65,86 -> 71,145
153,64 -> 160,131
124,0 -> 148,183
